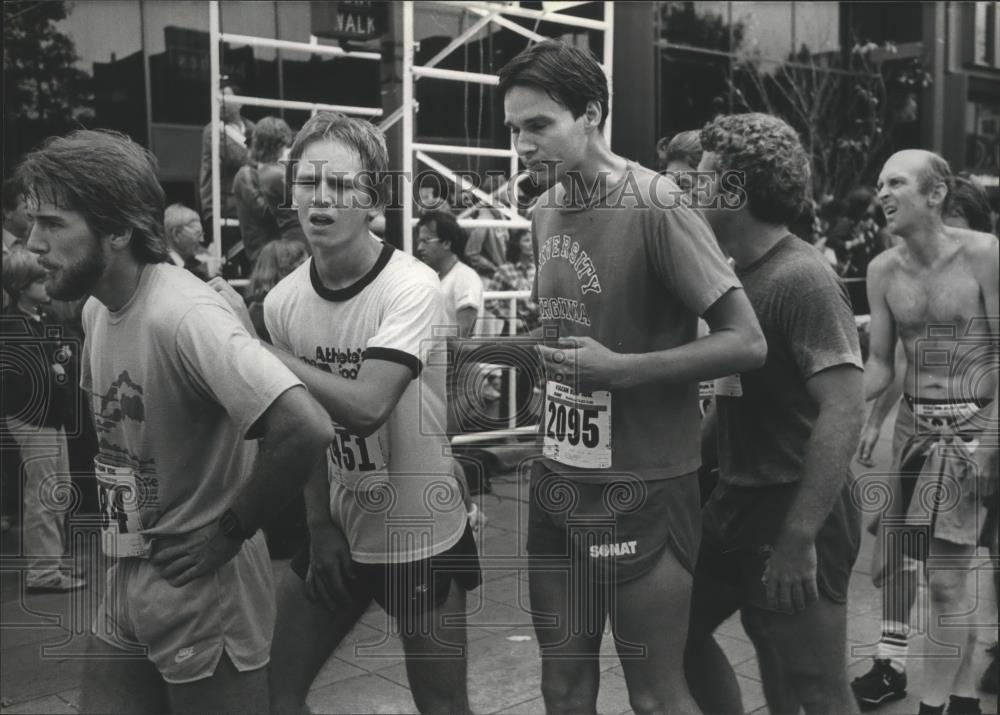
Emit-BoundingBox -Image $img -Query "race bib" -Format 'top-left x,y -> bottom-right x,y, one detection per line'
543,382 -> 612,469
95,457 -> 149,558
328,425 -> 388,491
714,374 -> 743,397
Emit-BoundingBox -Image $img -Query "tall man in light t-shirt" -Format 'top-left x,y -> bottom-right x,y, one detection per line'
19,129 -> 333,714
213,112 -> 478,715
499,40 -> 767,713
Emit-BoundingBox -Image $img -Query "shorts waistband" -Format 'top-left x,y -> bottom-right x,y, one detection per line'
903,394 -> 992,409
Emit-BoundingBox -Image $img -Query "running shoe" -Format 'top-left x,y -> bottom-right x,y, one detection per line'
851,659 -> 907,710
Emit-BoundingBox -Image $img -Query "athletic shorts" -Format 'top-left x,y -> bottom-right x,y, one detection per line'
890,395 -> 996,551
526,461 -> 702,584
93,532 -> 274,684
699,477 -> 861,610
290,524 -> 481,619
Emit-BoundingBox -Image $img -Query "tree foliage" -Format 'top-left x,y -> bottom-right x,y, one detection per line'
729,43 -> 932,201
3,0 -> 94,174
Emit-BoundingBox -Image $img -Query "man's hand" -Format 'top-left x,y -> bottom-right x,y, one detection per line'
467,502 -> 488,533
856,423 -> 882,467
762,534 -> 819,614
208,277 -> 256,337
537,336 -> 622,393
150,521 -> 245,587
306,522 -> 357,611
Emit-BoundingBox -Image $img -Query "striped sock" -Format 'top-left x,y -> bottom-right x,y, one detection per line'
876,620 -> 909,673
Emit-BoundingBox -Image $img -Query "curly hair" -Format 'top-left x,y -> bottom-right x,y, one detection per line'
15,129 -> 168,264
700,113 -> 811,225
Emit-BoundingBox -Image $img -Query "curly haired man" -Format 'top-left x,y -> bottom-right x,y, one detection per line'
684,113 -> 865,715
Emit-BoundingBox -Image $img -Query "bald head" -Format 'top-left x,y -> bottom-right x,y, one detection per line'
885,149 -> 951,194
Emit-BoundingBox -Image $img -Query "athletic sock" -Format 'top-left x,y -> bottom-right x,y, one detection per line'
875,620 -> 909,673
946,694 -> 982,714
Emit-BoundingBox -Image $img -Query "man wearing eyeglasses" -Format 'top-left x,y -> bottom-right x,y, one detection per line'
416,209 -> 482,339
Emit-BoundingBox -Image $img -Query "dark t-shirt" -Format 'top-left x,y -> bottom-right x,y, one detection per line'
716,235 -> 863,487
532,163 -> 741,481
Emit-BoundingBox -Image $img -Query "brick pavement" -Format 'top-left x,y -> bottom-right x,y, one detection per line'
2,416 -> 998,714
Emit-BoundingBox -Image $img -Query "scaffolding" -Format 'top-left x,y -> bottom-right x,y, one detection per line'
399,1 -> 614,254
208,1 -> 615,439
207,1 -> 384,257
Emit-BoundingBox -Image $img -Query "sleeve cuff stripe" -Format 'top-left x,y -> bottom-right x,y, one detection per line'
363,347 -> 422,378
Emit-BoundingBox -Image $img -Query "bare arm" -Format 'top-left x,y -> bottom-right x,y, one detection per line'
972,237 -> 1000,427
857,340 -> 905,466
765,364 -> 864,612
265,346 -> 412,438
456,306 -> 478,339
229,386 -> 334,532
783,365 -> 864,541
864,254 -> 897,401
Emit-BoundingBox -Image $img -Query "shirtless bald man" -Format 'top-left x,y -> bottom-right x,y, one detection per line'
854,150 -> 998,715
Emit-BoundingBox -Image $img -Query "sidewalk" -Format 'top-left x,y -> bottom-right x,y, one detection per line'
2,426 -> 998,714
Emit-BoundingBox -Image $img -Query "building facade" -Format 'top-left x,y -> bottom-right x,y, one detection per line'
4,1 -> 998,207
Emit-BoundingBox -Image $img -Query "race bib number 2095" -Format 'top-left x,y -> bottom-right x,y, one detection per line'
543,382 -> 612,469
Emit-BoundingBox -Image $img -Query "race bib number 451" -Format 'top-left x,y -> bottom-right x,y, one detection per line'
543,382 -> 612,469
328,425 -> 388,491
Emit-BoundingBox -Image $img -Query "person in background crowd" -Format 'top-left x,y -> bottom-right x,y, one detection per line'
164,203 -> 213,281
660,130 -> 703,194
854,170 -> 999,708
259,144 -> 308,247
465,174 -> 513,281
946,173 -> 996,236
245,238 -> 309,346
417,181 -> 451,215
1,247 -> 84,592
826,187 -> 886,278
417,209 -> 482,340
3,177 -> 32,248
487,230 -> 539,334
199,76 -> 254,251
4,177 -> 33,309
854,150 -> 997,715
234,117 -> 293,266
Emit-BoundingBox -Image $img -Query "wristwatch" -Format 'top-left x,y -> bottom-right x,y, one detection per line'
219,508 -> 255,541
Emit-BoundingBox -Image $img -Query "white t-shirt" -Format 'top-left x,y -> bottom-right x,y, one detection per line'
439,259 -> 483,327
264,241 -> 466,564
81,263 -> 302,539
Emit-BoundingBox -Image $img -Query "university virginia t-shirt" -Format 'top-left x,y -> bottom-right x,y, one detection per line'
533,163 -> 741,481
